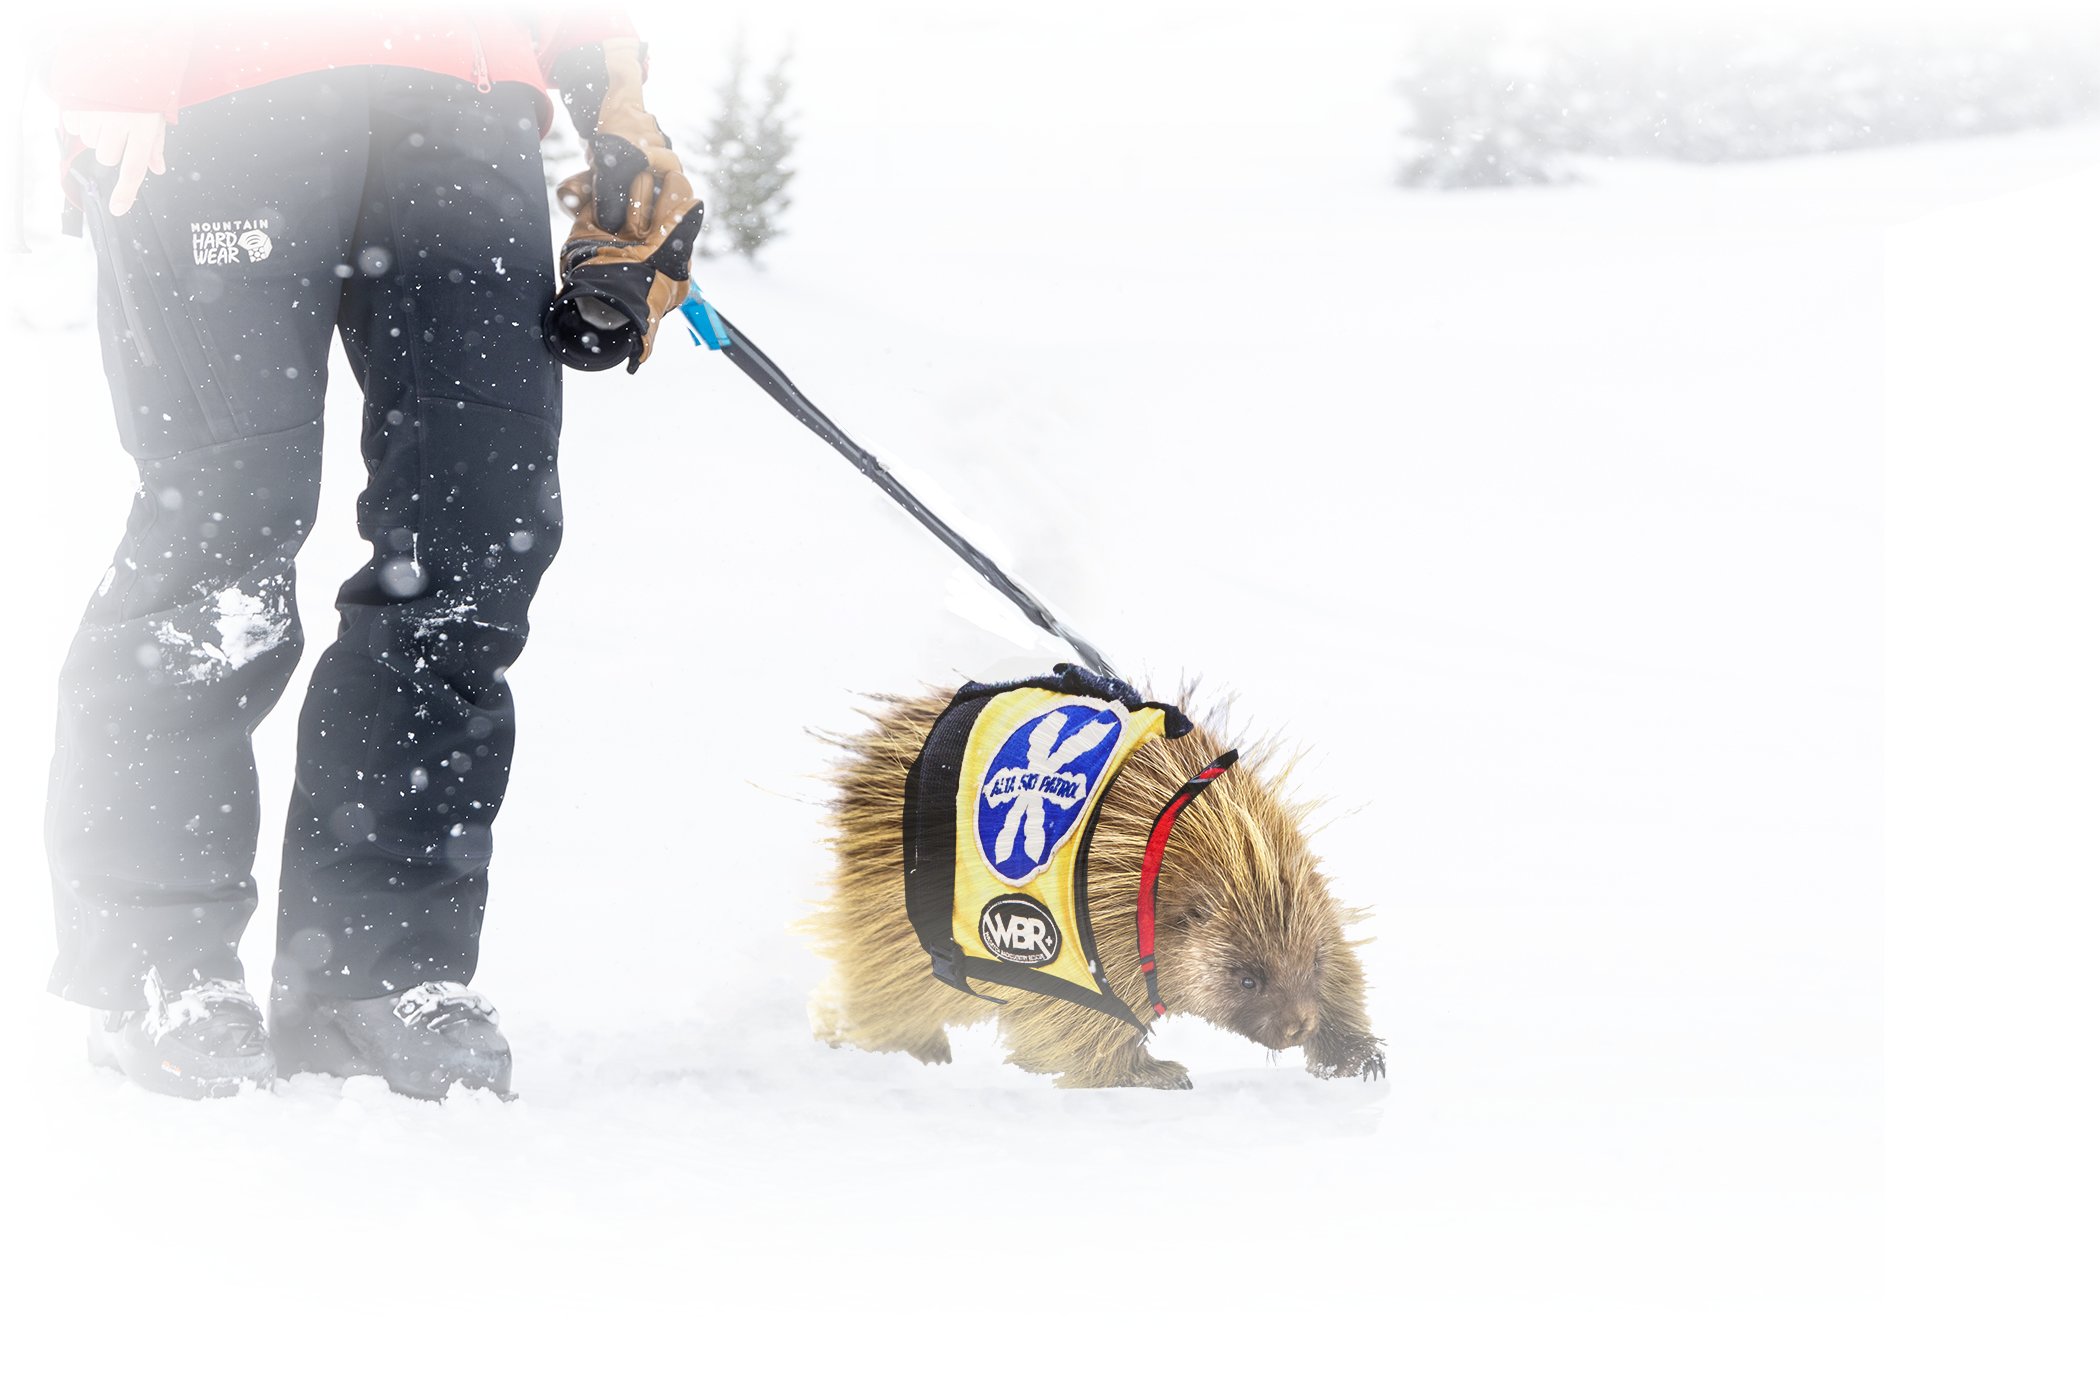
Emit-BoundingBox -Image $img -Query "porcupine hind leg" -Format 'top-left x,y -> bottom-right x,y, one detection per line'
998,998 -> 1192,1089
807,923 -> 986,1065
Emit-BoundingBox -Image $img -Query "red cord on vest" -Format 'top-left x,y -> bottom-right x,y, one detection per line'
1136,750 -> 1239,1019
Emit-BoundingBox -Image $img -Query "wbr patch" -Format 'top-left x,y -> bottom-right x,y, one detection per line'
978,894 -> 1062,966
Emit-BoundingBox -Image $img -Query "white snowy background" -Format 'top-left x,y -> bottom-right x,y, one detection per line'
2,0 -> 2093,1392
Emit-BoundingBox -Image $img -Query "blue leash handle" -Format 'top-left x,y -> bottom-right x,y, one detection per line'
680,291 -> 733,350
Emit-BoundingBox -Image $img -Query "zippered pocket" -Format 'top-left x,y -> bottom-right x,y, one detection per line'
73,161 -> 244,455
76,167 -> 161,369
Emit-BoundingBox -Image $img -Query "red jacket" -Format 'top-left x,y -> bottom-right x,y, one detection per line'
43,6 -> 637,136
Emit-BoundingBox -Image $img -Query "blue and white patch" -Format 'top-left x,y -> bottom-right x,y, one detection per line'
976,702 -> 1124,885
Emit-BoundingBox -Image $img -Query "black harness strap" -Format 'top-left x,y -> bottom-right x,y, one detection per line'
946,954 -> 1143,1030
901,690 -> 1005,1004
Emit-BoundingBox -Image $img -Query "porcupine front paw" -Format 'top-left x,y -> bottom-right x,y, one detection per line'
1307,1032 -> 1386,1082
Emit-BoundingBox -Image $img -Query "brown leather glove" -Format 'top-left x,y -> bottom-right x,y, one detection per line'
542,38 -> 706,373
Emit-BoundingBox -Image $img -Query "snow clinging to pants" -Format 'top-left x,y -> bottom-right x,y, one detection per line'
147,582 -> 292,683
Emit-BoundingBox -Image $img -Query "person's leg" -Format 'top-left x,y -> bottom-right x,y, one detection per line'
274,69 -> 563,1005
47,72 -> 369,1013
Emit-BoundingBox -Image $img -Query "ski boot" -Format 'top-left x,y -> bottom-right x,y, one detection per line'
271,981 -> 513,1100
86,970 -> 276,1098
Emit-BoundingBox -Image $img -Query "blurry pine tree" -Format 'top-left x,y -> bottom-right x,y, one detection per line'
1396,18 -> 2100,189
697,37 -> 798,260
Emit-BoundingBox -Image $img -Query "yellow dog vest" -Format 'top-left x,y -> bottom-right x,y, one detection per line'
905,680 -> 1162,1025
902,667 -> 1231,1028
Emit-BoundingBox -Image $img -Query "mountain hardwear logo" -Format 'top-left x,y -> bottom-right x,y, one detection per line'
979,895 -> 1062,966
190,219 -> 272,266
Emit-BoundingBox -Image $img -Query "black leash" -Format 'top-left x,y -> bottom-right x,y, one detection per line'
678,293 -> 1119,681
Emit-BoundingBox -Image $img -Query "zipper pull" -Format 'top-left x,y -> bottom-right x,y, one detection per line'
470,28 -> 492,93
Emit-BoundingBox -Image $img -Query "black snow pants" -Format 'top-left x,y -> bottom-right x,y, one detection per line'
47,67 -> 563,1009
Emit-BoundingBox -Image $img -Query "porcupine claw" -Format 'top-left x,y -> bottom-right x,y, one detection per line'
1306,1034 -> 1386,1082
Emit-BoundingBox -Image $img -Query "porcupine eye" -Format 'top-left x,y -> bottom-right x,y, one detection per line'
1237,970 -> 1265,994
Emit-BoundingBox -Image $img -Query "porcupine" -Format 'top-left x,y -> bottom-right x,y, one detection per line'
804,688 -> 1384,1089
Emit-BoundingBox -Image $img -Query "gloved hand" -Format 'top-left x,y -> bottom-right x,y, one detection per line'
542,38 -> 706,373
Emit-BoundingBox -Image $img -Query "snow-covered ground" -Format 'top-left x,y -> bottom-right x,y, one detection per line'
6,1 -> 2095,1392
